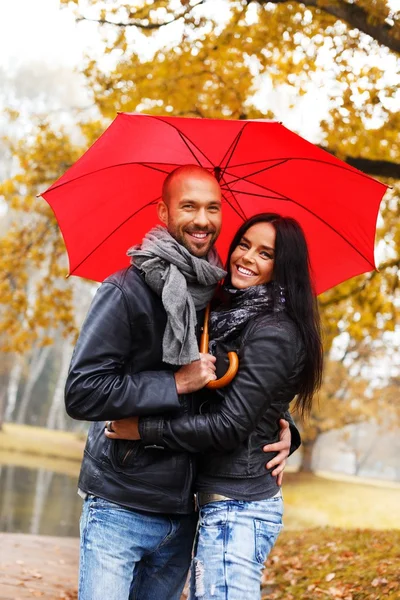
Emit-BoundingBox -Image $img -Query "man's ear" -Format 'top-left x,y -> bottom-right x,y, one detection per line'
157,201 -> 168,225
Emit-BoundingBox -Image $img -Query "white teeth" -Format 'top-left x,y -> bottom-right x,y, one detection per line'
190,232 -> 208,238
237,266 -> 256,276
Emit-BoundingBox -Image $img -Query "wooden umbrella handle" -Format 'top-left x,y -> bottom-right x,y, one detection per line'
200,304 -> 239,389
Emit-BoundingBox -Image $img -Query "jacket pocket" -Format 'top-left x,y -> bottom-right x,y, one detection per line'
110,439 -> 142,471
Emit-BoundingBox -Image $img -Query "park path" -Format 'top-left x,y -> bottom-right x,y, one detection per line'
0,533 -> 78,599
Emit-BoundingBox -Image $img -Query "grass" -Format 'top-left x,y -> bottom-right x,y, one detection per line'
282,472 -> 400,531
0,422 -> 84,463
262,528 -> 400,599
1,423 -> 400,531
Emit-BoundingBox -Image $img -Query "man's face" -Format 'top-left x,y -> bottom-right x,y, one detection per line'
158,173 -> 222,257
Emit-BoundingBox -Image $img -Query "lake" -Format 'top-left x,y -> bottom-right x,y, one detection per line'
0,464 -> 82,537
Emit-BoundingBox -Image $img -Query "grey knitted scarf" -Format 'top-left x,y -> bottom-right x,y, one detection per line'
127,226 -> 226,365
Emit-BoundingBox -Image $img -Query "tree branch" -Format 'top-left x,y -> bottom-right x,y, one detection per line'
76,1 -> 206,30
318,148 -> 400,179
253,0 -> 400,54
340,156 -> 400,179
76,16 -> 174,29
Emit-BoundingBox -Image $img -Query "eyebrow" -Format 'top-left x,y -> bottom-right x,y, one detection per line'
179,199 -> 222,205
241,235 -> 275,252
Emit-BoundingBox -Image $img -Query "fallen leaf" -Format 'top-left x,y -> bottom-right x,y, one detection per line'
371,577 -> 388,587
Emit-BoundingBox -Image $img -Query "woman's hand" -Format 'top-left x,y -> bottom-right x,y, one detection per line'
104,417 -> 140,440
263,419 -> 291,486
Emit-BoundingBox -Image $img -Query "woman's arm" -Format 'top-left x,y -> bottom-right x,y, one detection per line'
139,319 -> 302,453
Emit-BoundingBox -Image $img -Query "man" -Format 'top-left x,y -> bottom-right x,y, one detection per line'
65,165 -> 299,600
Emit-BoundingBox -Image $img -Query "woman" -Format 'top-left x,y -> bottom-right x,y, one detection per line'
108,213 -> 323,599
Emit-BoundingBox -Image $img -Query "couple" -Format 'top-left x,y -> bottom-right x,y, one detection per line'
66,164 -> 323,600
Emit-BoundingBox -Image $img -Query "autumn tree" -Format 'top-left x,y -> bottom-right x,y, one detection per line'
296,339 -> 399,472
1,1 -> 399,450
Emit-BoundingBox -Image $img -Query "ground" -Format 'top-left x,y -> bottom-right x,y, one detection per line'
0,533 -> 78,600
1,528 -> 399,600
1,425 -> 400,599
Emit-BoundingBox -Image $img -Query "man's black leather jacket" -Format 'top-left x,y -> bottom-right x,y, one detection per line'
65,266 -> 301,514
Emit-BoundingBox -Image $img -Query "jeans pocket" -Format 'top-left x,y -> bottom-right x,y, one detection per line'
199,502 -> 228,527
254,519 -> 283,564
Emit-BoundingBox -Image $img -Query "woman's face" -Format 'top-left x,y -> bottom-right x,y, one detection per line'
230,222 -> 276,289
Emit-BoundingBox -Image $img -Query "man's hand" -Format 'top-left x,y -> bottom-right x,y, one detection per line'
174,353 -> 217,394
263,418 -> 291,486
104,416 -> 140,440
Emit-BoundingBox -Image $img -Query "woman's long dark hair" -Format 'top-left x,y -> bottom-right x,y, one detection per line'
225,213 -> 323,416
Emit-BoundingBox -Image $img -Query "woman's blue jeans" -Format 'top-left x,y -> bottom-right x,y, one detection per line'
78,495 -> 197,600
189,496 -> 283,600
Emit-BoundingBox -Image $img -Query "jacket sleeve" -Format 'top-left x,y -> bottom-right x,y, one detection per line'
65,282 -> 180,421
139,321 -> 301,452
283,410 -> 302,455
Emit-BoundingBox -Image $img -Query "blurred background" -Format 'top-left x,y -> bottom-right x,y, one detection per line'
0,1 -> 399,597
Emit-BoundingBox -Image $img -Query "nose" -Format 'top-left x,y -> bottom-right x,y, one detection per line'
193,208 -> 209,228
242,249 -> 256,263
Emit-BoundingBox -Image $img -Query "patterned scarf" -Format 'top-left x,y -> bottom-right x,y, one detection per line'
209,281 -> 286,344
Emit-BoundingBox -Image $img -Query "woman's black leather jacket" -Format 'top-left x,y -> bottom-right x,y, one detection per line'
139,311 -> 305,479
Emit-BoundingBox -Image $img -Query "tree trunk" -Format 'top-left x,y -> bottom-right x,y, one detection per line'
0,387 -> 5,430
299,438 -> 317,472
46,342 -> 72,430
30,468 -> 54,535
5,359 -> 23,422
16,345 -> 51,425
0,465 -> 17,532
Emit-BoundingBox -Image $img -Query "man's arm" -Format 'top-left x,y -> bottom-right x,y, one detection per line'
282,410 -> 301,455
264,416 -> 301,485
65,282 -> 181,421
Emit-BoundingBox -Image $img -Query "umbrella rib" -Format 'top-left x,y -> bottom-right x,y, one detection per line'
220,190 -> 249,221
223,187 -> 376,268
227,157 -> 386,185
220,166 -> 290,200
138,163 -> 175,175
228,158 -> 289,168
221,160 -> 291,195
220,189 -> 282,201
217,124 -> 247,171
176,131 -> 206,166
150,115 -> 215,167
69,197 -> 161,276
41,162 -> 192,194
218,171 -> 248,221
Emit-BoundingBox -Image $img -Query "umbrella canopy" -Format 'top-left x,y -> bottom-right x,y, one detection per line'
41,113 -> 388,294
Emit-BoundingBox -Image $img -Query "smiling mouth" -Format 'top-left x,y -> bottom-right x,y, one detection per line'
236,265 -> 257,277
186,231 -> 212,242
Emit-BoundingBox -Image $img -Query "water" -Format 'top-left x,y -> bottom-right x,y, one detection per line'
0,464 -> 82,537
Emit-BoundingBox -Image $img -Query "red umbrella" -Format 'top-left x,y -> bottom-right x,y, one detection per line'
41,113 -> 388,294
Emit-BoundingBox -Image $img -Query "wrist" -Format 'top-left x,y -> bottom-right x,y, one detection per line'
174,373 -> 185,395
139,416 -> 165,448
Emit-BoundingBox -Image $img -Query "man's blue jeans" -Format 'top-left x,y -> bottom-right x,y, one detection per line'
79,495 -> 197,600
189,496 -> 283,599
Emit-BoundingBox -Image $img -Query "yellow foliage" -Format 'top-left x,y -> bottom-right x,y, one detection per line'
1,0 -> 399,399
0,122 -> 83,353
